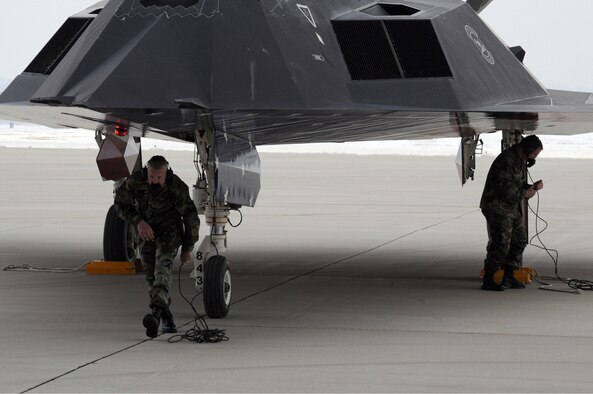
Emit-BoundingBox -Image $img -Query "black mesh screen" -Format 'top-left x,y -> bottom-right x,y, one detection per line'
385,20 -> 452,78
25,18 -> 93,75
332,19 -> 453,80
332,20 -> 401,80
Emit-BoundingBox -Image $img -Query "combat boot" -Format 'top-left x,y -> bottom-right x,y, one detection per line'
142,307 -> 162,338
481,271 -> 504,291
502,266 -> 526,289
161,307 -> 177,334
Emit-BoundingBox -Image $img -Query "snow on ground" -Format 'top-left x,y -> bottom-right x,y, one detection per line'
1,123 -> 593,158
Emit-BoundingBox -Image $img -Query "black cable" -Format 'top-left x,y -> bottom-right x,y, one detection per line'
527,173 -> 591,293
228,209 -> 243,228
209,208 -> 220,256
167,263 -> 228,344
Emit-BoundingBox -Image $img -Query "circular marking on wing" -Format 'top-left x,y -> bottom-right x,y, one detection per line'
465,25 -> 495,65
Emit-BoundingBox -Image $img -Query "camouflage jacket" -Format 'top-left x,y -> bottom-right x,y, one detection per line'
114,170 -> 200,251
480,145 -> 531,218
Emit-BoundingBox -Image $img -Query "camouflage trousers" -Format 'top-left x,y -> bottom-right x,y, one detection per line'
141,235 -> 181,309
483,212 -> 527,275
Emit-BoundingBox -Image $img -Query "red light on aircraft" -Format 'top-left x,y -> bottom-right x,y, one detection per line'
114,123 -> 128,137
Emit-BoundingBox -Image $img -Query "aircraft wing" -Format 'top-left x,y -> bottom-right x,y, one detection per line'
1,0 -> 592,146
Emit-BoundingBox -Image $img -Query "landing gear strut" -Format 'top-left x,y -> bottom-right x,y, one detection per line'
191,121 -> 233,318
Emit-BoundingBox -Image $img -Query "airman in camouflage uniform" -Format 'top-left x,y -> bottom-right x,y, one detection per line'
480,135 -> 544,291
114,155 -> 200,337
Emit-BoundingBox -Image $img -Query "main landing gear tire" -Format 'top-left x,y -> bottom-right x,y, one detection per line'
103,204 -> 138,262
203,256 -> 231,318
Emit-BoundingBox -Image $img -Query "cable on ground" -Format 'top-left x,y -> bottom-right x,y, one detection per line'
527,173 -> 591,294
2,262 -> 88,273
167,262 -> 228,344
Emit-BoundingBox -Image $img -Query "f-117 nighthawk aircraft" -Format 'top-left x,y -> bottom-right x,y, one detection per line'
1,0 -> 592,317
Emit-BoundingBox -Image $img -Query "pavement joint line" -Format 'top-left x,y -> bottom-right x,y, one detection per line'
20,338 -> 153,394
198,322 -> 593,340
231,209 -> 479,306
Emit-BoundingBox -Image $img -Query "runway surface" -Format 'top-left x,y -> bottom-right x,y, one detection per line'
2,147 -> 593,393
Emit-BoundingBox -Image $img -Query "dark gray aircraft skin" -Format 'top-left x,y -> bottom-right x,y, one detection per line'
2,0 -> 593,318
1,0 -> 592,144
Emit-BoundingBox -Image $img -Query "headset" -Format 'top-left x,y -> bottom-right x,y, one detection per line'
521,135 -> 543,167
142,155 -> 173,181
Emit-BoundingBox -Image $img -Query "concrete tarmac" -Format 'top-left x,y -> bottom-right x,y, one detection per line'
1,147 -> 593,393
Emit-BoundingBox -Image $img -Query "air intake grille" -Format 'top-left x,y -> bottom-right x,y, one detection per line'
385,20 -> 452,78
25,18 -> 93,75
332,20 -> 401,80
332,19 -> 452,80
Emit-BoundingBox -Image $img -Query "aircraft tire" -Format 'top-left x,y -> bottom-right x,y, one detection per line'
103,204 -> 137,262
203,256 -> 231,318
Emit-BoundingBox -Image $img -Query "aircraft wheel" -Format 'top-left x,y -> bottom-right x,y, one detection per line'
103,204 -> 138,261
203,256 -> 231,318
